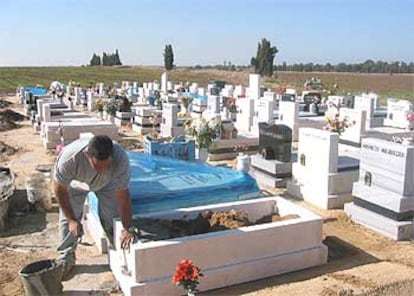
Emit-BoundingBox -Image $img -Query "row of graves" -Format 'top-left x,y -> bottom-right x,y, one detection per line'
18,86 -> 119,149
17,75 -> 414,295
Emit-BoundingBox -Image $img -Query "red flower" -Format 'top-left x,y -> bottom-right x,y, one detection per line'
172,259 -> 203,293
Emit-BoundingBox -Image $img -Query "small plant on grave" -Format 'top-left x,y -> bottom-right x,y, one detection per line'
105,101 -> 117,116
323,113 -> 354,135
406,111 -> 414,132
225,97 -> 238,114
172,259 -> 203,296
180,96 -> 193,112
184,117 -> 223,149
95,99 -> 104,113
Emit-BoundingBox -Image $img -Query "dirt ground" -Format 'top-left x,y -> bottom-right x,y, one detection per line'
1,95 -> 414,296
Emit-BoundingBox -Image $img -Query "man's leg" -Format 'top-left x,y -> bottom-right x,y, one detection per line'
95,182 -> 119,245
57,186 -> 88,267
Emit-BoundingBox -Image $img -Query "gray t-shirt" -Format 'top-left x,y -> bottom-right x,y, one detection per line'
53,138 -> 130,192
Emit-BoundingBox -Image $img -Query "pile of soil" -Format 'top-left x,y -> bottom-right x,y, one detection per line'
0,109 -> 27,131
0,141 -> 18,157
134,210 -> 300,241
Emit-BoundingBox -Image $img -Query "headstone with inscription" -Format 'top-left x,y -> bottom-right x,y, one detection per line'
250,123 -> 293,188
345,137 -> 414,240
286,128 -> 359,209
383,99 -> 413,129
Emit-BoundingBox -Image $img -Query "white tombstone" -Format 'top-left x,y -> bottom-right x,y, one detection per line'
98,83 -> 104,97
248,74 -> 260,100
263,91 -> 276,101
384,99 -> 413,129
87,91 -> 93,112
235,98 -> 255,132
160,103 -> 183,137
161,72 -> 168,93
339,108 -> 367,145
345,137 -> 414,240
287,128 -> 359,209
198,88 -> 206,96
189,83 -> 198,94
207,95 -> 221,114
252,99 -> 275,135
354,94 -> 383,129
277,101 -> 299,141
167,81 -> 173,91
234,85 -> 246,98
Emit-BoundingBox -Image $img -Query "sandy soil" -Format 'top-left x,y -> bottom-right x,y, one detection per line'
1,95 -> 414,296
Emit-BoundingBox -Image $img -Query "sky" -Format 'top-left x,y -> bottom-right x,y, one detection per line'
1,0 -> 413,67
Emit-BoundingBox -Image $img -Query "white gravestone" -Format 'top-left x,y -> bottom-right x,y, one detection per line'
345,137 -> 414,240
235,98 -> 255,133
277,101 -> 299,141
339,108 -> 367,145
207,95 -> 221,114
160,103 -> 184,137
248,74 -> 260,100
161,72 -> 168,93
251,99 -> 275,135
384,99 -> 413,129
287,128 -> 359,209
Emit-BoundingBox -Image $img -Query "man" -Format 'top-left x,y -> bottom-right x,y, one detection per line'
53,135 -> 136,278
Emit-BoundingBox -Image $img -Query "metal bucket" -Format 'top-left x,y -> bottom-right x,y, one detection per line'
19,259 -> 64,296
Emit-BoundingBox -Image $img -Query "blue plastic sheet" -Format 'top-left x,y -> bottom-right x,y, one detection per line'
89,151 -> 260,215
24,87 -> 47,95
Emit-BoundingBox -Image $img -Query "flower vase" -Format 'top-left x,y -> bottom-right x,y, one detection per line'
99,111 -> 104,120
108,114 -> 115,123
187,290 -> 196,296
196,148 -> 208,162
236,153 -> 250,172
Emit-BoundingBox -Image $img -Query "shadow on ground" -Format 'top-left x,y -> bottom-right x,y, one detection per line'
201,235 -> 379,295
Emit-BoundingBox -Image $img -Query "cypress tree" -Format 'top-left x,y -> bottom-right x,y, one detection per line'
163,44 -> 174,70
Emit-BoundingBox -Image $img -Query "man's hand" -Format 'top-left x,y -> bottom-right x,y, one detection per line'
120,229 -> 135,249
68,219 -> 83,238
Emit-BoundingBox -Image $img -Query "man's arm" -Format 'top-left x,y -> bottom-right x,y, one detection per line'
116,188 -> 132,230
116,188 -> 134,249
53,180 -> 83,237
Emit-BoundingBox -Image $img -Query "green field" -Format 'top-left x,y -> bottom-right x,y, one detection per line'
0,67 -> 413,102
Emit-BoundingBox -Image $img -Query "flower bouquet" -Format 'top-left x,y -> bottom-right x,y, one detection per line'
172,259 -> 203,296
105,101 -> 117,116
184,117 -> 223,149
323,113 -> 354,135
95,99 -> 104,113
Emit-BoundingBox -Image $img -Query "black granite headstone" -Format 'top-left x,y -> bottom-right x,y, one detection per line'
259,123 -> 292,162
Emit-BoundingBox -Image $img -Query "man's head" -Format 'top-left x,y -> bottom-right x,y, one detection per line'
87,135 -> 114,172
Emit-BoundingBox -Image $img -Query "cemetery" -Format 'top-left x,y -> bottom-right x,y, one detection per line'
2,71 -> 414,296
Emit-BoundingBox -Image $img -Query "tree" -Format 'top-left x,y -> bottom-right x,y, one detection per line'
89,53 -> 101,66
114,49 -> 122,66
163,44 -> 174,70
251,38 -> 278,77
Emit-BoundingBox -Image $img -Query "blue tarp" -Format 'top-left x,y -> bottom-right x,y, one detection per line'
24,87 -> 47,95
89,151 -> 260,215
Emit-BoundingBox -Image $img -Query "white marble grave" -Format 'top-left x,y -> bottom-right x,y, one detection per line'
287,128 -> 359,209
107,196 -> 327,296
345,137 -> 414,240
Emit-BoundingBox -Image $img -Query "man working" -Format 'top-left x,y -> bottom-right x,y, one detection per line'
53,134 -> 136,278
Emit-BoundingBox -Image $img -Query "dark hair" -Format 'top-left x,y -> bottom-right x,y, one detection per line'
88,135 -> 114,160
